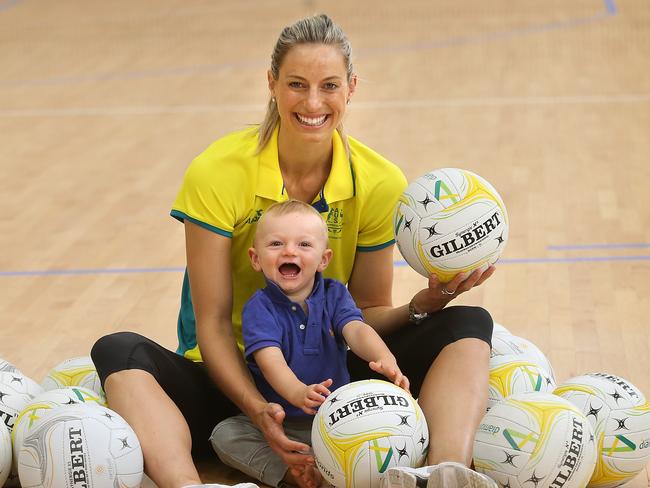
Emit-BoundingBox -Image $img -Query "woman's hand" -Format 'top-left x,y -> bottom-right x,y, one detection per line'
254,402 -> 314,466
413,265 -> 496,313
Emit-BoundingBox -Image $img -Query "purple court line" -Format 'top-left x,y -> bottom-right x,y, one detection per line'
2,253 -> 649,277
0,0 -> 617,87
356,0 -> 616,57
548,243 -> 650,251
0,0 -> 21,13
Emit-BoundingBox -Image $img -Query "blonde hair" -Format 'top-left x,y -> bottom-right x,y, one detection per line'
255,200 -> 329,244
256,14 -> 354,157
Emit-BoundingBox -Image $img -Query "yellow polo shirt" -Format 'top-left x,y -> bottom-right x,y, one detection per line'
171,125 -> 407,361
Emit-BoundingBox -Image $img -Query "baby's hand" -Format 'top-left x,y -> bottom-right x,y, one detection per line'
369,358 -> 410,393
299,378 -> 333,415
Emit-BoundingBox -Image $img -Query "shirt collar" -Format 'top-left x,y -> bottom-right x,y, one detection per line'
256,124 -> 355,204
262,272 -> 325,306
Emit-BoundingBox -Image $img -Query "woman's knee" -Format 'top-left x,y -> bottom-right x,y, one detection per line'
90,332 -> 151,384
440,305 -> 493,344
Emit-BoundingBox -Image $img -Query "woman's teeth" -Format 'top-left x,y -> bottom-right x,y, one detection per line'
296,114 -> 327,126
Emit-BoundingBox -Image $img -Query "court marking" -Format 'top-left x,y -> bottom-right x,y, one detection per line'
2,93 -> 649,118
0,0 -> 616,87
548,243 -> 650,250
1,254 -> 648,277
0,0 -> 21,13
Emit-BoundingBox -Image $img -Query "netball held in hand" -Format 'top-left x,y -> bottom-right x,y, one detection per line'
394,168 -> 509,281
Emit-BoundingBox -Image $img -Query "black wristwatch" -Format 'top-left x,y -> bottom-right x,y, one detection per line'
408,298 -> 429,324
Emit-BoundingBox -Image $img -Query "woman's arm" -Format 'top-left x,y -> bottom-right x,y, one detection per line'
347,245 -> 495,334
184,221 -> 312,464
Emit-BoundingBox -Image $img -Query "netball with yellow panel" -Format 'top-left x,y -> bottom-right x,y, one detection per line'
554,373 -> 650,488
311,380 -> 428,488
473,392 -> 597,488
394,168 -> 508,282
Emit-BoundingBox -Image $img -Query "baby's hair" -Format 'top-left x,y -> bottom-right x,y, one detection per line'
255,199 -> 329,243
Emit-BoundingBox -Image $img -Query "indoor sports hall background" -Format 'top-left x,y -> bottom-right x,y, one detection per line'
1,0 -> 648,486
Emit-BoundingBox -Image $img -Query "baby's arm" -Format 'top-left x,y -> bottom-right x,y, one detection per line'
342,320 -> 410,392
253,346 -> 332,415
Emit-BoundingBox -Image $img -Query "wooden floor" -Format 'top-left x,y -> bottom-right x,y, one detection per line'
1,0 -> 649,486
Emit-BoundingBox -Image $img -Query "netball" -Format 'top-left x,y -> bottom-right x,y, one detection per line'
473,392 -> 597,488
311,380 -> 428,488
393,168 -> 509,281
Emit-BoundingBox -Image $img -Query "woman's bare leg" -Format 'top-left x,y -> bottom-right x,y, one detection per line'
416,337 -> 490,466
104,369 -> 202,488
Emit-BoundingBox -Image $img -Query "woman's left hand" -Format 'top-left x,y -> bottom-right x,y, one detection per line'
413,265 -> 496,313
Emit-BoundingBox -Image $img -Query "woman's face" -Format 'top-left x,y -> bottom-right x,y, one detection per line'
269,43 -> 355,147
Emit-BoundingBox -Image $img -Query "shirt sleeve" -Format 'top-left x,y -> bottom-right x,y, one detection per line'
242,294 -> 283,359
354,151 -> 408,251
326,280 -> 364,338
170,153 -> 238,237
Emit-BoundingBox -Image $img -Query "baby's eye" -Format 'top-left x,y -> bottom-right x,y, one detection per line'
299,241 -> 313,247
270,241 -> 283,247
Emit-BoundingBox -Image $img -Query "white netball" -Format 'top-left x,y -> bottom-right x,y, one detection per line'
0,371 -> 44,433
12,386 -> 106,460
554,373 -> 650,487
41,356 -> 103,396
393,168 -> 508,281
490,334 -> 556,383
311,380 -> 428,488
474,392 -> 597,488
487,355 -> 556,410
17,404 -> 143,488
0,424 -> 11,486
0,358 -> 21,375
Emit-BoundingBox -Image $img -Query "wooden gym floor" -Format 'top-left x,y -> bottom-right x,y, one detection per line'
0,0 -> 648,486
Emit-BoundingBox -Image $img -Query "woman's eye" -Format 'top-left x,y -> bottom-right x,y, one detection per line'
289,81 -> 304,88
323,82 -> 338,90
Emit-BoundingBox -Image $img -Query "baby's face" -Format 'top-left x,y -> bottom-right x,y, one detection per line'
251,211 -> 330,297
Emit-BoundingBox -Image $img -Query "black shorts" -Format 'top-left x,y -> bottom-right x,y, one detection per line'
91,305 -> 491,456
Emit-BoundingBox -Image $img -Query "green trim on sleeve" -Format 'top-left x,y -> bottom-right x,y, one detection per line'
356,239 -> 395,252
170,210 -> 233,238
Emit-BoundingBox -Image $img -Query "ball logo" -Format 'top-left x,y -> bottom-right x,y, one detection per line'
67,426 -> 88,487
428,211 -> 503,258
588,373 -> 640,401
327,393 -> 409,427
548,418 -> 585,488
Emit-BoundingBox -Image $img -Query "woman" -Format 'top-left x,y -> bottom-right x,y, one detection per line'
91,14 -> 496,488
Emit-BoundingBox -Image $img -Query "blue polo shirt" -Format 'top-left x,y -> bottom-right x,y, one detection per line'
242,273 -> 364,418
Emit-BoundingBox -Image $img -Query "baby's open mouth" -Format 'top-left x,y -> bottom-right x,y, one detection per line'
279,263 -> 301,277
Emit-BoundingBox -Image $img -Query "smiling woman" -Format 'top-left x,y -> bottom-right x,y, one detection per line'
89,13 -> 497,488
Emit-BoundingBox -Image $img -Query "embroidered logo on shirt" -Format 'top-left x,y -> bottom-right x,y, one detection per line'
326,207 -> 343,238
245,209 -> 263,225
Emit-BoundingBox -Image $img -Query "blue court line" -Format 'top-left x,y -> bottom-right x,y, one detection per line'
548,243 -> 650,250
0,267 -> 185,277
357,0 -> 616,57
2,253 -> 648,277
0,0 -> 21,13
393,255 -> 650,267
0,0 -> 617,87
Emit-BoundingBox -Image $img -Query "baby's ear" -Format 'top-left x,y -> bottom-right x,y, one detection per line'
248,247 -> 262,271
318,248 -> 333,272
